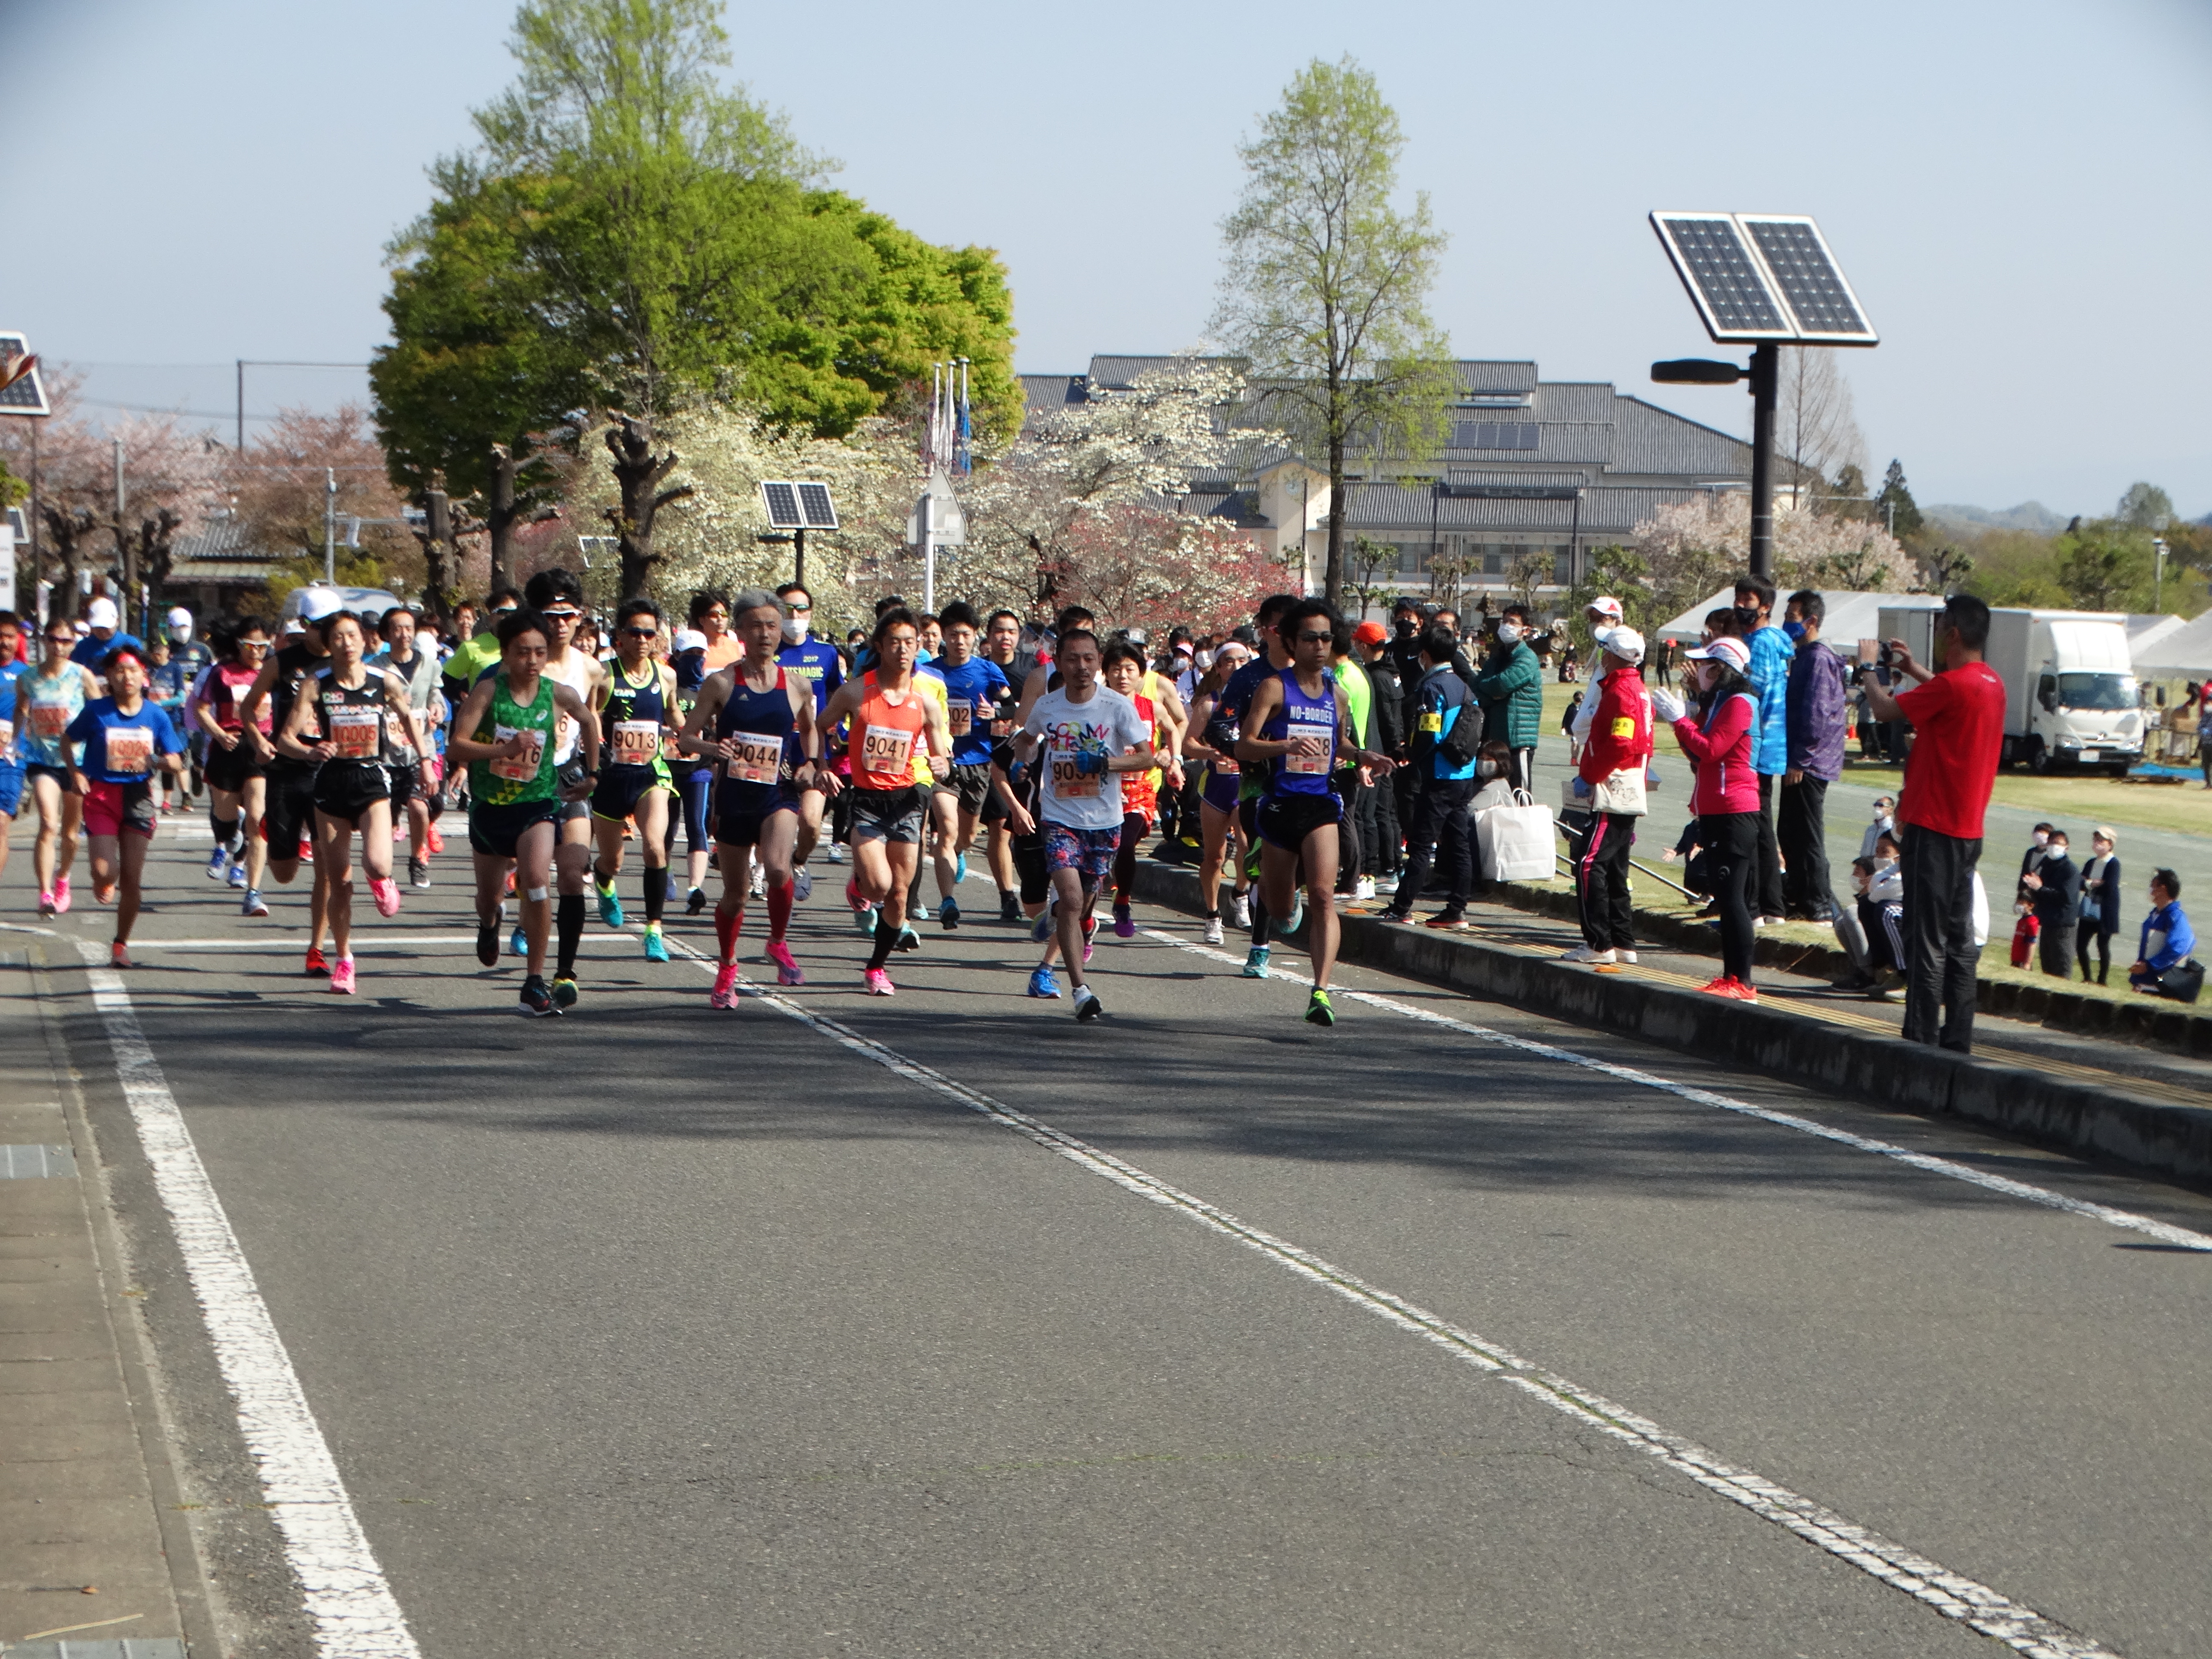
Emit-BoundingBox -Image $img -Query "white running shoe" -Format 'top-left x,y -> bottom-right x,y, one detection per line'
1231,892 -> 1251,929
1562,945 -> 1616,965
1353,876 -> 1376,901
1204,914 -> 1225,945
1615,949 -> 1638,964
825,843 -> 846,864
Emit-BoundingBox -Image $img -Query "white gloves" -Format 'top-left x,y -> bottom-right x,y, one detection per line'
1650,687 -> 1687,723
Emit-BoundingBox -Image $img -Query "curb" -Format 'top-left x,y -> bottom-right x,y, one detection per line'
1133,862 -> 2212,1189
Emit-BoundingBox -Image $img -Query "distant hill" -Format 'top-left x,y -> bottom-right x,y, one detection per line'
1924,501 -> 2069,535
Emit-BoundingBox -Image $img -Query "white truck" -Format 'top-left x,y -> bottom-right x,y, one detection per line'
1881,605 -> 2143,775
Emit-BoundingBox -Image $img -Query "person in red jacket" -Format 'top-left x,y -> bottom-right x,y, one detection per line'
1652,634 -> 1761,1000
1564,626 -> 1653,966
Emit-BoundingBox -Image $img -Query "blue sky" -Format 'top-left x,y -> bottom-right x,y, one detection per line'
5,0 -> 2206,518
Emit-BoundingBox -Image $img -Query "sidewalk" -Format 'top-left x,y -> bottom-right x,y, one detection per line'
0,943 -> 198,1659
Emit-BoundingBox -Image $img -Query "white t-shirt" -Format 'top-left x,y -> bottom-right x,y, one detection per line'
1022,685 -> 1152,832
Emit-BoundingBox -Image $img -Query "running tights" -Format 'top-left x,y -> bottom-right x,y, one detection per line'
1111,812 -> 1147,902
643,864 -> 667,925
211,812 -> 239,855
556,893 -> 585,978
867,911 -> 899,971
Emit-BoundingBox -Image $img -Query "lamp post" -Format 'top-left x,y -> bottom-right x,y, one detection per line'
2154,537 -> 2168,614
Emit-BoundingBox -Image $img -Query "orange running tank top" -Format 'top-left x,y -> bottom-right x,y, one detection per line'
853,671 -> 930,792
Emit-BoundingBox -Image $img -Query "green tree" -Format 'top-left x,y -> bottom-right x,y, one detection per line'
1212,55 -> 1452,613
2116,481 -> 2173,529
0,452 -> 25,509
1874,459 -> 1923,538
2053,524 -> 2153,611
1566,543 -> 1655,639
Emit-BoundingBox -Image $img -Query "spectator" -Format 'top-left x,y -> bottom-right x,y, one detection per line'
1735,575 -> 1791,926
1651,633 -> 1761,1001
1854,671 -> 1879,760
1563,626 -> 1653,967
2077,828 -> 2122,986
2130,869 -> 2200,1000
1781,589 -> 1847,922
1354,621 -> 1403,885
1380,623 -> 1480,929
1472,604 -> 1542,795
1832,852 -> 1906,991
2020,827 -> 2081,977
1857,793 -> 1896,861
1863,594 -> 2006,1053
1329,622 -> 1378,900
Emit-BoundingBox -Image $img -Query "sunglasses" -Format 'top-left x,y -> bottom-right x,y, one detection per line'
1295,631 -> 1333,645
788,601 -> 812,612
622,626 -> 659,639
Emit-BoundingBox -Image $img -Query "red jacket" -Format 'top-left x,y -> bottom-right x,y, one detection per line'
1578,669 -> 1653,784
1671,691 -> 1760,815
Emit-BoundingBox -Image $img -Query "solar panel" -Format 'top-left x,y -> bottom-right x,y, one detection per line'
0,333 -> 49,415
760,481 -> 803,529
795,482 -> 838,529
1649,215 -> 1793,343
1737,216 -> 1877,343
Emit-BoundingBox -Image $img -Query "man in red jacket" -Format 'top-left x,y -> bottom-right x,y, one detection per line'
1564,626 -> 1653,966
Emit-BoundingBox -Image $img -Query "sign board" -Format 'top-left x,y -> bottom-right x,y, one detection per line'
908,466 -> 966,547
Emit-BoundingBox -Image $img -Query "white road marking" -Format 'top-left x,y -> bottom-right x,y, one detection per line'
1144,928 -> 2212,1254
662,937 -> 2120,1658
116,934 -> 484,950
71,940 -> 422,1659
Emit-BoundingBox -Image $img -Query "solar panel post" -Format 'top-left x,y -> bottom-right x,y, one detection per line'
1748,343 -> 1778,582
794,526 -> 806,589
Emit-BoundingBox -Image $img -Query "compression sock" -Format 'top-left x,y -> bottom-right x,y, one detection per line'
1250,892 -> 1272,948
766,878 -> 793,942
556,893 -> 585,978
211,813 -> 240,855
714,905 -> 741,965
644,867 -> 667,925
868,911 -> 900,971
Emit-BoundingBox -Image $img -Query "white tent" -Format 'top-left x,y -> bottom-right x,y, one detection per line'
2126,613 -> 2189,659
1653,586 -> 1941,646
2132,611 -> 2212,678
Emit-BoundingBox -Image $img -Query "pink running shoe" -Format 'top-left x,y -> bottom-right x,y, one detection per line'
766,939 -> 804,986
38,890 -> 55,917
1082,915 -> 1097,964
52,874 -> 72,915
370,876 -> 402,918
863,967 -> 896,996
709,963 -> 741,1009
109,940 -> 134,969
330,956 -> 357,995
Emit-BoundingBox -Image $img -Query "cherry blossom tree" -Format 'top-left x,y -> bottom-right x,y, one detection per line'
1631,491 -> 1914,618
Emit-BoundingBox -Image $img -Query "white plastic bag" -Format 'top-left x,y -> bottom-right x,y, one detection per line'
1478,789 -> 1557,882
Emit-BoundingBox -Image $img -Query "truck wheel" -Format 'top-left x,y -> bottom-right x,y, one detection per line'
2026,741 -> 2050,775
2107,763 -> 2131,779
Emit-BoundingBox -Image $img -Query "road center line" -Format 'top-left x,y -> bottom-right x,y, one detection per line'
70,940 -> 422,1659
1141,928 -> 2212,1254
663,937 -> 2120,1658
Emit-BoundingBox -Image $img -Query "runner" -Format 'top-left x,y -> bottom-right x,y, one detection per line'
20,617 -> 100,916
509,570 -> 609,1006
368,604 -> 445,889
447,610 -> 601,1016
0,611 -> 26,893
192,619 -> 275,911
238,587 -> 340,972
1012,628 -> 1161,1022
590,598 -> 682,963
439,586 -> 522,713
979,608 -> 1025,920
680,589 -> 824,1008
146,637 -> 191,814
162,607 -> 213,807
65,645 -> 186,967
1184,640 -> 1253,945
815,608 -> 950,995
669,623 -> 716,912
1099,639 -> 1181,937
918,601 -> 1011,931
987,718 -> 1064,995
774,581 -> 844,896
1237,600 -> 1396,1025
1204,595 -> 1302,977
274,612 -> 433,994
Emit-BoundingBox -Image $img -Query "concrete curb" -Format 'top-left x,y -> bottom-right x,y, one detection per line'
1134,862 -> 2212,1189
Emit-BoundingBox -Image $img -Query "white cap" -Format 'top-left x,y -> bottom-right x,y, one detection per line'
166,605 -> 193,628
1587,596 -> 1624,622
283,617 -> 306,635
674,628 -> 708,653
1683,635 -> 1751,672
1595,626 -> 1645,665
86,597 -> 119,629
296,587 -> 343,623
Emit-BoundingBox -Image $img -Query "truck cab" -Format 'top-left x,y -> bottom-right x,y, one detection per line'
1997,612 -> 2142,775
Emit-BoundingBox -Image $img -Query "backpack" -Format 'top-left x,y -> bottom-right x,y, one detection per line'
1438,696 -> 1483,769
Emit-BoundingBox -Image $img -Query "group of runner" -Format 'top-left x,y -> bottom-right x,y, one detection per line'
0,582 -> 1391,1024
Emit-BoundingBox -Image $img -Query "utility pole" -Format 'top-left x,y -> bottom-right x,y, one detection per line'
324,468 -> 337,585
236,361 -> 244,455
1747,343 -> 1778,583
2154,537 -> 2169,613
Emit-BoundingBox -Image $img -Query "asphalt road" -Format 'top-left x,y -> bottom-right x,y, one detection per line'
25,816 -> 2212,1659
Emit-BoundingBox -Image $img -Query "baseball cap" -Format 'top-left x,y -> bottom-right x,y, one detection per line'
86,597 -> 119,629
296,587 -> 343,623
1173,640 -> 1195,657
1353,620 -> 1388,646
673,628 -> 708,653
1587,596 -> 1624,622
166,605 -> 193,629
1682,636 -> 1751,672
1595,626 -> 1645,665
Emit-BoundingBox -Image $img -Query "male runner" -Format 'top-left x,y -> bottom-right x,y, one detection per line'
163,606 -> 212,804
240,587 -> 339,972
448,610 -> 600,1016
917,600 -> 1010,930
979,608 -> 1026,920
590,598 -> 683,961
774,581 -> 844,895
369,604 -> 445,888
1012,628 -> 1161,1022
1100,640 -> 1180,937
439,586 -> 522,712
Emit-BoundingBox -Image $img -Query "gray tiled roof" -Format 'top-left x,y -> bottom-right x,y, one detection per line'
1344,483 -> 1726,537
1019,373 -> 1088,416
1454,361 -> 1540,395
169,512 -> 280,568
1087,354 -> 1240,390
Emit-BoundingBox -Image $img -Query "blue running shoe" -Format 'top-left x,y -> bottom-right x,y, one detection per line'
1242,944 -> 1271,979
643,923 -> 669,962
1027,965 -> 1062,999
510,924 -> 527,958
955,853 -> 968,885
792,865 -> 813,903
596,880 -> 623,928
1031,891 -> 1058,943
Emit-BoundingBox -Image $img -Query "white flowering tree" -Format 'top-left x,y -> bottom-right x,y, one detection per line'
1631,491 -> 1915,617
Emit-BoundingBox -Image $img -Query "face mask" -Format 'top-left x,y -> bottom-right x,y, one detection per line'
1783,620 -> 1806,642
1477,759 -> 1501,779
1733,605 -> 1761,631
1496,623 -> 1521,645
780,617 -> 805,644
2033,831 -> 2049,847
169,624 -> 192,644
1873,805 -> 1890,821
1394,617 -> 1415,637
1196,650 -> 1214,670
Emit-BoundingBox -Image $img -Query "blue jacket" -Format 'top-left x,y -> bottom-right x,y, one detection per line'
1746,624 -> 1793,775
1413,664 -> 1479,782
1785,637 -> 1849,781
2139,900 -> 2195,973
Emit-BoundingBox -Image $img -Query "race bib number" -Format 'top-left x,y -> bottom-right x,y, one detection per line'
1050,755 -> 1102,799
330,705 -> 381,760
946,698 -> 974,737
105,726 -> 154,775
1285,716 -> 1333,775
556,711 -> 576,757
861,723 -> 913,777
31,704 -> 68,740
489,724 -> 544,783
726,733 -> 785,786
613,720 -> 661,766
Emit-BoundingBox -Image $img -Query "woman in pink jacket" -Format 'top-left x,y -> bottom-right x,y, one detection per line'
1652,634 -> 1761,1000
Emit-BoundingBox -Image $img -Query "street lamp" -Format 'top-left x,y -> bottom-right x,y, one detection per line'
2154,536 -> 2169,613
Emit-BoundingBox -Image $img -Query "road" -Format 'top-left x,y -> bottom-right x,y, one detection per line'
23,817 -> 2212,1659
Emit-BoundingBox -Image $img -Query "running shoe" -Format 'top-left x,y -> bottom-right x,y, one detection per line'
1697,975 -> 1740,999
38,890 -> 55,917
1081,916 -> 1097,964
792,866 -> 813,903
1112,902 -> 1135,939
518,975 -> 558,1016
709,963 -> 741,1008
370,877 -> 402,918
596,879 -> 623,928
1242,944 -> 1270,978
304,946 -> 330,977
845,876 -> 868,914
510,924 -> 527,958
1203,914 -> 1224,945
665,871 -> 680,901
999,892 -> 1020,925
425,824 -> 445,855
205,846 -> 230,879
52,875 -> 71,915
1615,949 -> 1639,964
1353,876 -> 1376,901
748,864 -> 765,900
1305,987 -> 1336,1027
1032,891 -> 1058,943
863,967 -> 896,996
939,897 -> 960,931
1423,911 -> 1465,930
825,842 -> 845,864
242,888 -> 270,918
955,853 -> 968,886
330,956 -> 357,995
853,902 -> 877,935
110,940 -> 134,969
227,859 -> 249,888
1026,965 -> 1062,999
93,879 -> 117,907
766,939 -> 803,986
1230,891 -> 1250,930
1730,978 -> 1760,1002
551,975 -> 579,1010
894,925 -> 920,954
1284,892 -> 1305,934
687,886 -> 707,915
643,923 -> 670,963
410,858 -> 432,890
1561,945 -> 1615,965
1073,985 -> 1103,1022
477,920 -> 500,966
1377,908 -> 1409,925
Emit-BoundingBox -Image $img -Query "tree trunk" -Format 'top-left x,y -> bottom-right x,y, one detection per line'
413,477 -> 464,632
40,504 -> 94,622
135,510 -> 182,600
605,415 -> 692,600
486,444 -> 518,593
1324,429 -> 1347,613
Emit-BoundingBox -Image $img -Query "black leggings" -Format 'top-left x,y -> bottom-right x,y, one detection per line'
2076,920 -> 2111,985
1703,811 -> 1760,984
1112,811 -> 1148,900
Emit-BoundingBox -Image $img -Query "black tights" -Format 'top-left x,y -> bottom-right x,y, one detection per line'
1111,812 -> 1147,901
2076,921 -> 2110,985
1705,811 -> 1759,984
